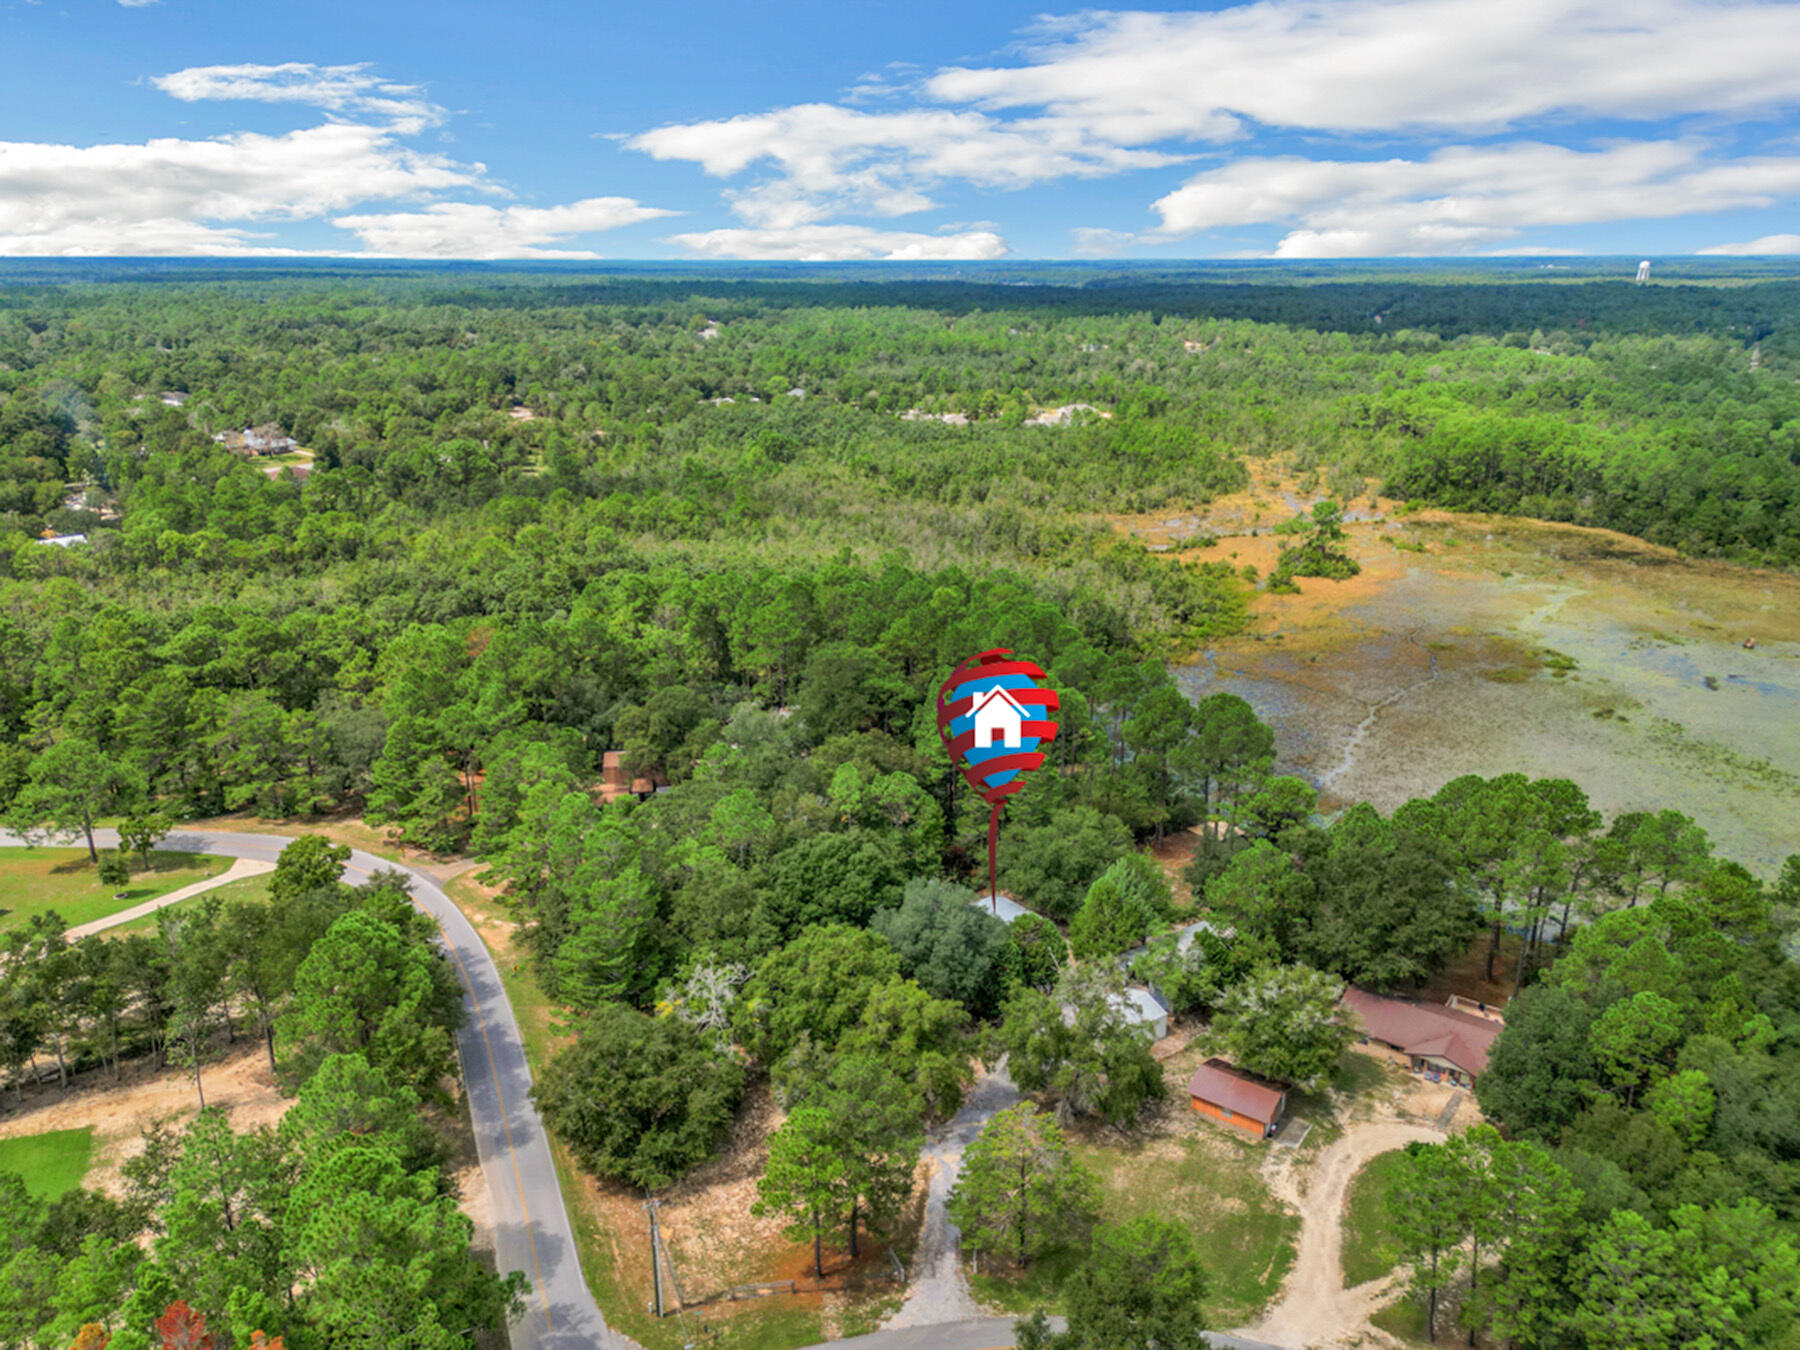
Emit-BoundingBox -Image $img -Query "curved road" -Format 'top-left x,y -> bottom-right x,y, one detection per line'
1,826 -> 612,1350
5,827 -> 1280,1350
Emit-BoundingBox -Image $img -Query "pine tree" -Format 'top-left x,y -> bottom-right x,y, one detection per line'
948,1103 -> 1098,1266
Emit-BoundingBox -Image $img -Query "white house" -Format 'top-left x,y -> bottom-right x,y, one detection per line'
972,685 -> 1026,749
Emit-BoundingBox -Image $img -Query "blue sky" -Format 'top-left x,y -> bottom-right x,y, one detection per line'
3,0 -> 1799,259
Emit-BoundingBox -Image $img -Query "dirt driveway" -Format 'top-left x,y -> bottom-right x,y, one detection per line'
1247,1120 -> 1438,1349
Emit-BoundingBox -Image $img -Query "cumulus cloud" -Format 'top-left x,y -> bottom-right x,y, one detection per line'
929,0 -> 1800,141
666,224 -> 1009,261
1147,141 -> 1800,255
629,103 -> 1179,227
0,125 -> 482,255
153,62 -> 441,131
4,61 -> 674,257
1700,233 -> 1800,255
629,0 -> 1800,256
334,197 -> 675,258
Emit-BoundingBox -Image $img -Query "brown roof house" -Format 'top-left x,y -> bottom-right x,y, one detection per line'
596,750 -> 668,805
1342,988 -> 1504,1087
1187,1058 -> 1288,1140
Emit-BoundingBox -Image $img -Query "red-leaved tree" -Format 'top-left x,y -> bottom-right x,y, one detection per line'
153,1302 -> 213,1350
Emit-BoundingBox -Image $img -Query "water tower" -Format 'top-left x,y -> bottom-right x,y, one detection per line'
1636,260 -> 1651,284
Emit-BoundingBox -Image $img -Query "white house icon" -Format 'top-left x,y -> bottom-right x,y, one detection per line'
972,685 -> 1027,749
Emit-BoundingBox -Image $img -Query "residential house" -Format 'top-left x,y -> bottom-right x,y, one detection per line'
972,890 -> 1171,1041
1341,987 -> 1504,1087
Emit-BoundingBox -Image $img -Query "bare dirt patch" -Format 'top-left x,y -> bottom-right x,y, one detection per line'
577,1080 -> 916,1338
1250,1120 -> 1439,1350
1149,827 -> 1202,907
0,1042 -> 285,1198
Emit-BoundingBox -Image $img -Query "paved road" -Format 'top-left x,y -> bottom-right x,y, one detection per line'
4,828 -> 1284,1350
825,1317 -> 1276,1350
1,827 -> 615,1350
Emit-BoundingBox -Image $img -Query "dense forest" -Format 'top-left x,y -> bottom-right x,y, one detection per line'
1,264 -> 1798,1350
0,840 -> 524,1348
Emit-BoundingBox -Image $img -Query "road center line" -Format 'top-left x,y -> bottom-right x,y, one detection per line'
347,860 -> 553,1330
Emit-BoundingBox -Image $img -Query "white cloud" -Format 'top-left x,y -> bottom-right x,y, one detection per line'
118,0 -> 159,7
1070,226 -> 1140,255
334,197 -> 675,258
666,224 -> 1009,261
929,0 -> 1800,141
153,62 -> 441,132
2,61 -> 676,258
1700,233 -> 1800,254
629,103 -> 1180,226
624,0 -> 1800,256
1147,141 -> 1800,255
0,125 -> 483,255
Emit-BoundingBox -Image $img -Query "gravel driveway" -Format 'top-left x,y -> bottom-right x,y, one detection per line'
881,1062 -> 1021,1329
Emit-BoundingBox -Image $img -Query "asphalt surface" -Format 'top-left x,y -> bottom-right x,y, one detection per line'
826,1318 -> 1279,1350
0,827 -> 612,1350
3,827 -> 1286,1350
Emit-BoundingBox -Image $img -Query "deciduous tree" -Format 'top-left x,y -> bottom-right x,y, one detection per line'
533,1003 -> 743,1191
1216,963 -> 1352,1089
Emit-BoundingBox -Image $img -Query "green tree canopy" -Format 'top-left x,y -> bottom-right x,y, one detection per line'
533,1002 -> 744,1191
947,1102 -> 1098,1266
871,878 -> 1014,1017
1215,963 -> 1352,1089
275,909 -> 462,1102
989,969 -> 1164,1127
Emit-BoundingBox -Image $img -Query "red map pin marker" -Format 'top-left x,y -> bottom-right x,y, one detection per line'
936,649 -> 1060,912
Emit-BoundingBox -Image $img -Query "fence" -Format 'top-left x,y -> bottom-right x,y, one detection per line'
726,1281 -> 795,1302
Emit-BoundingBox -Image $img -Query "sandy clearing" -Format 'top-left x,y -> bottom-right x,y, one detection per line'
1247,1121 -> 1438,1350
0,1041 -> 286,1198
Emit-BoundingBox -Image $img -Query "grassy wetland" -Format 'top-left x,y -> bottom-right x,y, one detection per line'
1146,466 -> 1800,875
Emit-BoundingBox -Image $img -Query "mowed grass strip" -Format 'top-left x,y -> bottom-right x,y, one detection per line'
0,848 -> 225,934
0,1128 -> 94,1199
1342,1148 -> 1410,1287
104,873 -> 274,939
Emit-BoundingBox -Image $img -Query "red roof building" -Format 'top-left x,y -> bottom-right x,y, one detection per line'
1342,988 -> 1504,1086
1187,1058 -> 1288,1140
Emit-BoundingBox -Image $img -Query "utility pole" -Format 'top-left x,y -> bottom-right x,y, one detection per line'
646,1200 -> 665,1317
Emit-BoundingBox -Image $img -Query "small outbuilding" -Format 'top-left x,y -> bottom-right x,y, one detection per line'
1187,1058 -> 1287,1140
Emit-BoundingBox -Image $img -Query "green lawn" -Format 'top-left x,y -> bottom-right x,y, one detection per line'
104,872 -> 273,938
0,1128 -> 94,1199
1342,1148 -> 1411,1287
1372,1297 -> 1432,1344
0,847 -> 225,934
971,1102 -> 1300,1328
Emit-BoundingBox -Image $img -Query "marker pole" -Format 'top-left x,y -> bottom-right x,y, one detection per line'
988,800 -> 1002,914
